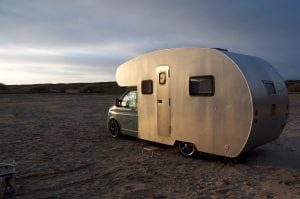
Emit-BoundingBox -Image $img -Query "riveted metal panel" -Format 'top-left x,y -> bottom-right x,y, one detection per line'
115,48 -> 288,157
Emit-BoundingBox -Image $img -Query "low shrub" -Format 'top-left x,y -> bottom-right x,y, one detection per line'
79,85 -> 103,93
29,85 -> 48,93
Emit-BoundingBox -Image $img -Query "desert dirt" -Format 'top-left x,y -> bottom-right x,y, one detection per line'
0,93 -> 299,198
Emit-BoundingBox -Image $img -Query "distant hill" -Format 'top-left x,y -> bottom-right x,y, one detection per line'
0,80 -> 299,94
0,82 -> 129,94
285,80 -> 300,93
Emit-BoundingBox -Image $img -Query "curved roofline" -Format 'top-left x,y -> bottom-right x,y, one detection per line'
118,47 -> 230,66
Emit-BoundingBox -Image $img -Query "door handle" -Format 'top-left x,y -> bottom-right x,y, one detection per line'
157,100 -> 163,103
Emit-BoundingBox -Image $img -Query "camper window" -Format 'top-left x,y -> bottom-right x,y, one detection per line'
141,80 -> 153,94
159,72 -> 166,85
189,76 -> 214,96
262,80 -> 276,95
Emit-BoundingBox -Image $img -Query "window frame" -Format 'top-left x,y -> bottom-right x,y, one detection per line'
189,75 -> 215,96
159,72 -> 167,85
120,90 -> 137,108
262,80 -> 276,95
141,80 -> 153,95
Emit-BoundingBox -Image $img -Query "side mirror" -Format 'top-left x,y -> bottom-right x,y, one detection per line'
115,98 -> 121,107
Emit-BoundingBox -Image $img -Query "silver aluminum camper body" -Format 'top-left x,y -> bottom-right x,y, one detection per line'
116,48 -> 289,158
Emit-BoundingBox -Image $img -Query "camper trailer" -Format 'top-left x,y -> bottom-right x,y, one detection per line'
107,48 -> 289,158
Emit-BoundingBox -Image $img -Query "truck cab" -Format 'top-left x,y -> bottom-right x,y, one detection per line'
107,89 -> 138,138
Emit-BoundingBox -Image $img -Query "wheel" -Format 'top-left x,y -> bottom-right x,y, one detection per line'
178,141 -> 197,157
108,119 -> 121,138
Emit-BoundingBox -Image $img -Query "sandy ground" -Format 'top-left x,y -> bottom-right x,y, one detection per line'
0,94 -> 299,198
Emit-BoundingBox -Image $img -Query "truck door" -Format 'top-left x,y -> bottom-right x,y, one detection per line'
117,90 -> 138,137
156,66 -> 170,136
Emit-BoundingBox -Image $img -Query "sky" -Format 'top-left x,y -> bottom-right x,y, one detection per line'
0,0 -> 299,85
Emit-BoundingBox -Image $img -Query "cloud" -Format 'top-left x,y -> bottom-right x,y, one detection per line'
0,0 -> 299,84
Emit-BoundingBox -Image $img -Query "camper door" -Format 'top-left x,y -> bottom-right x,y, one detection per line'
156,66 -> 171,136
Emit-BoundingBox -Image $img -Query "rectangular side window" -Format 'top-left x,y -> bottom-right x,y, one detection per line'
262,80 -> 276,95
189,76 -> 214,96
141,80 -> 153,94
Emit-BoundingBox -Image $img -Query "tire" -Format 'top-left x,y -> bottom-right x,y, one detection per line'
108,119 -> 121,138
178,141 -> 197,157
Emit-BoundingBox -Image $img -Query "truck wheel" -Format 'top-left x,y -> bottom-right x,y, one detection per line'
178,141 -> 197,157
108,120 -> 121,138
